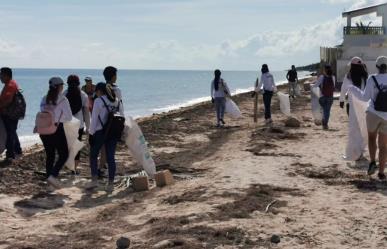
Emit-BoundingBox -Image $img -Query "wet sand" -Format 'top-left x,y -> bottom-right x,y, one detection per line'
1,78 -> 387,249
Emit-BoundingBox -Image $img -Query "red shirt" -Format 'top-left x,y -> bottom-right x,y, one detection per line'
0,80 -> 18,113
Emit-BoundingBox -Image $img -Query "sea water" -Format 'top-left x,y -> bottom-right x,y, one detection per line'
8,68 -> 310,146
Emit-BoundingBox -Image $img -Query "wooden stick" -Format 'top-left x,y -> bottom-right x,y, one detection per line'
265,200 -> 277,213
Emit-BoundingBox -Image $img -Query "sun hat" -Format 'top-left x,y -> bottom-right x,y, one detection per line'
348,57 -> 363,65
376,56 -> 387,68
49,77 -> 64,87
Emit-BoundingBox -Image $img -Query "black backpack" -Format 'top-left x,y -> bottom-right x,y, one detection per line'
3,90 -> 26,120
98,97 -> 125,140
372,76 -> 387,112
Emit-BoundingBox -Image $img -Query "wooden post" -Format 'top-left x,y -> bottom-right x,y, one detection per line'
253,78 -> 259,123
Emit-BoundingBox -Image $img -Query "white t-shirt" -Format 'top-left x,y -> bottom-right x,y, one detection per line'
40,94 -> 72,123
351,73 -> 387,120
211,79 -> 231,98
339,74 -> 366,102
257,72 -> 277,92
89,95 -> 124,135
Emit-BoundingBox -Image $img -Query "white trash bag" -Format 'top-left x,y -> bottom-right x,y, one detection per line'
63,118 -> 85,171
225,98 -> 242,119
295,84 -> 301,96
0,116 -> 6,155
123,116 -> 156,177
311,87 -> 322,124
277,92 -> 291,116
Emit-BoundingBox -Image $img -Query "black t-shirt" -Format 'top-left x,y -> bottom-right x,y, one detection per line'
287,70 -> 298,82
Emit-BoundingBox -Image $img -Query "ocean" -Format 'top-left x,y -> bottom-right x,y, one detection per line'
7,68 -> 310,146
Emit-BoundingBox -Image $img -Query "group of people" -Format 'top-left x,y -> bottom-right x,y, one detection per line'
210,64 -> 299,126
0,66 -> 125,191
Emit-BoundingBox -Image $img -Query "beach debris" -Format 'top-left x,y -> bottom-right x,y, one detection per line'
152,239 -> 184,248
270,234 -> 281,244
155,170 -> 175,187
132,175 -> 150,192
265,200 -> 278,213
116,236 -> 130,249
284,117 -> 301,128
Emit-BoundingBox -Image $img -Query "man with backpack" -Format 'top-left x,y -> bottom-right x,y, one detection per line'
350,56 -> 387,180
0,67 -> 24,163
286,65 -> 298,98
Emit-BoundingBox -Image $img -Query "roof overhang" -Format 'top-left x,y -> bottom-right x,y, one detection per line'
342,2 -> 387,18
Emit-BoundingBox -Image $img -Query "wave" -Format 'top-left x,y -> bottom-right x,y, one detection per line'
19,135 -> 41,148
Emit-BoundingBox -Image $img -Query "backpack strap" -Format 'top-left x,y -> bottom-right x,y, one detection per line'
98,97 -> 110,128
372,76 -> 382,91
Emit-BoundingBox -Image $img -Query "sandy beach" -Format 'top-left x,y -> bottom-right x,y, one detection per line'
1,78 -> 387,249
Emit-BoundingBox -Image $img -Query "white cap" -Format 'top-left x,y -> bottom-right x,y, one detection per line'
376,56 -> 387,68
85,76 -> 92,81
348,56 -> 363,65
49,77 -> 64,87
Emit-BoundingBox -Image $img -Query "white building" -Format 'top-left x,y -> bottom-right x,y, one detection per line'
324,2 -> 387,82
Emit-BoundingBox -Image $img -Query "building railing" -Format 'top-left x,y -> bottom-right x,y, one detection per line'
344,26 -> 385,35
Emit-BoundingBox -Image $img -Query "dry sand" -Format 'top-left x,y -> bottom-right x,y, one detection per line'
1,79 -> 387,249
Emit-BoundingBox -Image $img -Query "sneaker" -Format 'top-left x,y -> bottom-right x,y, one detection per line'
85,178 -> 99,190
378,173 -> 386,180
220,119 -> 226,125
47,176 -> 62,189
367,161 -> 377,176
105,181 -> 114,193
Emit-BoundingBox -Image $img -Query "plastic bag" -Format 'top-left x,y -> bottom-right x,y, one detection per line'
311,89 -> 322,124
295,84 -> 301,96
277,92 -> 291,116
225,98 -> 242,119
63,118 -> 84,171
0,116 -> 6,155
123,116 -> 156,177
344,93 -> 368,161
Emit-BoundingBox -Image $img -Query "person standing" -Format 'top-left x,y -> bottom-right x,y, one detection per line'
0,67 -> 22,163
339,57 -> 368,161
210,69 -> 231,127
81,76 -> 95,113
256,64 -> 277,124
313,65 -> 336,130
88,83 -> 123,192
39,77 -> 72,188
286,65 -> 298,98
103,66 -> 124,113
349,56 -> 387,180
64,75 -> 90,172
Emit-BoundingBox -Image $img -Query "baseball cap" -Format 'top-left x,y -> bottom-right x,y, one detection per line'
376,56 -> 387,68
49,77 -> 64,87
85,76 -> 92,81
349,57 -> 363,65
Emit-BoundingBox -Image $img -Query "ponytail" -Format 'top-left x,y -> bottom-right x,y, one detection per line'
213,69 -> 221,91
46,86 -> 60,105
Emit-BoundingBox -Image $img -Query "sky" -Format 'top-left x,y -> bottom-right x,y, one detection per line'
0,0 -> 386,70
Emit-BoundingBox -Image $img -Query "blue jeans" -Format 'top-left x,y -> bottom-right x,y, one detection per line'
1,115 -> 22,159
90,130 -> 118,181
214,97 -> 226,124
263,91 -> 273,120
319,96 -> 334,126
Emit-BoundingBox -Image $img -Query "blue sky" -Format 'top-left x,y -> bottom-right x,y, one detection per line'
0,0 -> 384,70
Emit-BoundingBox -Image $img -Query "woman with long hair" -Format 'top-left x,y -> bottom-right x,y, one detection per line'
350,56 -> 387,180
88,83 -> 123,192
313,65 -> 336,130
210,69 -> 230,127
340,57 -> 368,161
256,64 -> 277,124
64,75 -> 90,173
39,77 -> 72,188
